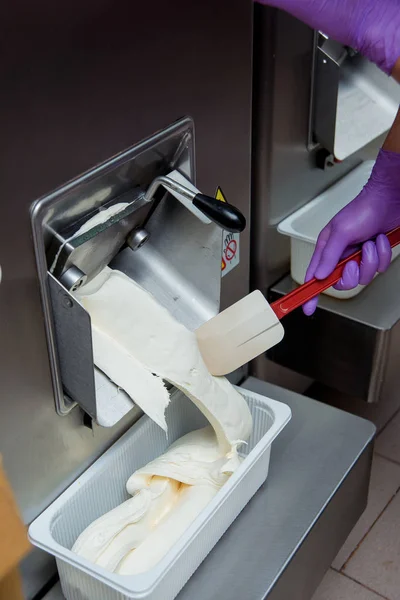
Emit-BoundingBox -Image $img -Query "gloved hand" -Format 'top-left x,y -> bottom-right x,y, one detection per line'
256,0 -> 400,76
303,149 -> 400,315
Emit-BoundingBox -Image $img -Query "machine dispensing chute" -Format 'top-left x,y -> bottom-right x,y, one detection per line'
30,117 -> 246,424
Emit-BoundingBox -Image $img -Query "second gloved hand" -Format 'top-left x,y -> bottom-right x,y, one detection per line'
303,149 -> 400,316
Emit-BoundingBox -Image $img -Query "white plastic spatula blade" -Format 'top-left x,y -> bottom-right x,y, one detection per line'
195,290 -> 284,376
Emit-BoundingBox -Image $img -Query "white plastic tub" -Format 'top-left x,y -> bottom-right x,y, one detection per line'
278,161 -> 400,299
29,387 -> 291,600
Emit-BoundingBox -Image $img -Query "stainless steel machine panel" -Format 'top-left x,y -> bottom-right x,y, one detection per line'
251,6 -> 362,295
0,0 -> 253,551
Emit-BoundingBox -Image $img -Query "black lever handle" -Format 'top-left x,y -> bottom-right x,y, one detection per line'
193,194 -> 246,233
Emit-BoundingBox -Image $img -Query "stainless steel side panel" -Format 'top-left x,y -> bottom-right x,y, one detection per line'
251,5 -> 386,385
251,6 -> 362,295
43,378 -> 374,600
0,0 -> 253,540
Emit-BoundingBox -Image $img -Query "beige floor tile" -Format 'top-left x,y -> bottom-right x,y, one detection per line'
312,569 -> 384,600
333,455 -> 400,570
376,412 -> 400,464
344,492 -> 400,600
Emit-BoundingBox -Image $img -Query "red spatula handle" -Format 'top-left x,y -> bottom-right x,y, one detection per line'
271,226 -> 400,320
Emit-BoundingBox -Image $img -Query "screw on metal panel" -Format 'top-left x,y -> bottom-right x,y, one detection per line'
71,279 -> 84,292
127,228 -> 150,251
59,266 -> 87,292
62,296 -> 73,309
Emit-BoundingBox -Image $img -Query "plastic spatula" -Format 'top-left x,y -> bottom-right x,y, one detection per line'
196,226 -> 400,376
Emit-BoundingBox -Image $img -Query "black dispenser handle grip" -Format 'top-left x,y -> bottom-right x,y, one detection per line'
193,194 -> 246,233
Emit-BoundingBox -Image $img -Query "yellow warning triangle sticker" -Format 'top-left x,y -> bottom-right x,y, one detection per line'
215,186 -> 226,203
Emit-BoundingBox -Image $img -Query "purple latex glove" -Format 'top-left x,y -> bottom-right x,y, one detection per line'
256,0 -> 400,75
303,149 -> 400,315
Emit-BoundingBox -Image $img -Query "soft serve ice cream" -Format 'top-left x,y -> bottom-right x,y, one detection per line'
72,267 -> 252,574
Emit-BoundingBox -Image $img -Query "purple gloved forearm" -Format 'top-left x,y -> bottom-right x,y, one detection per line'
256,0 -> 400,75
303,149 -> 400,315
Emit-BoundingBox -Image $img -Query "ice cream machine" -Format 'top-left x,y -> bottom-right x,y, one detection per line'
0,2 -> 378,599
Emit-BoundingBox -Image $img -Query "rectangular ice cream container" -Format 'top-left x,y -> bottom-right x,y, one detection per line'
29,386 -> 291,600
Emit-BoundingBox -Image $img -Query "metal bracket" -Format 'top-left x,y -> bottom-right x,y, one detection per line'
311,35 -> 348,155
48,274 -> 97,418
50,188 -> 152,291
309,33 -> 400,161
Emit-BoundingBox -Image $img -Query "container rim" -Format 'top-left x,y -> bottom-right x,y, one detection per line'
28,387 -> 291,596
277,161 -> 374,244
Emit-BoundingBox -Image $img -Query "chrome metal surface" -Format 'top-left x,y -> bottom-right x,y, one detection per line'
126,228 -> 150,251
312,37 -> 348,154
49,189 -> 151,286
0,10 -> 252,600
42,377 -> 375,600
111,222 -> 221,332
251,6 -> 362,295
269,259 -> 400,403
310,39 -> 400,158
144,174 -> 196,203
143,174 -> 246,233
48,275 -> 97,417
58,267 -> 87,293
141,171 -> 212,224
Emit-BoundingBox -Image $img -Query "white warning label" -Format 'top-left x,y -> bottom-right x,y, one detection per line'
221,231 -> 240,277
215,186 -> 240,278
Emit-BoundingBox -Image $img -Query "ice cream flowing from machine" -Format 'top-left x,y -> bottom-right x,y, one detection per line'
31,117 -> 247,427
